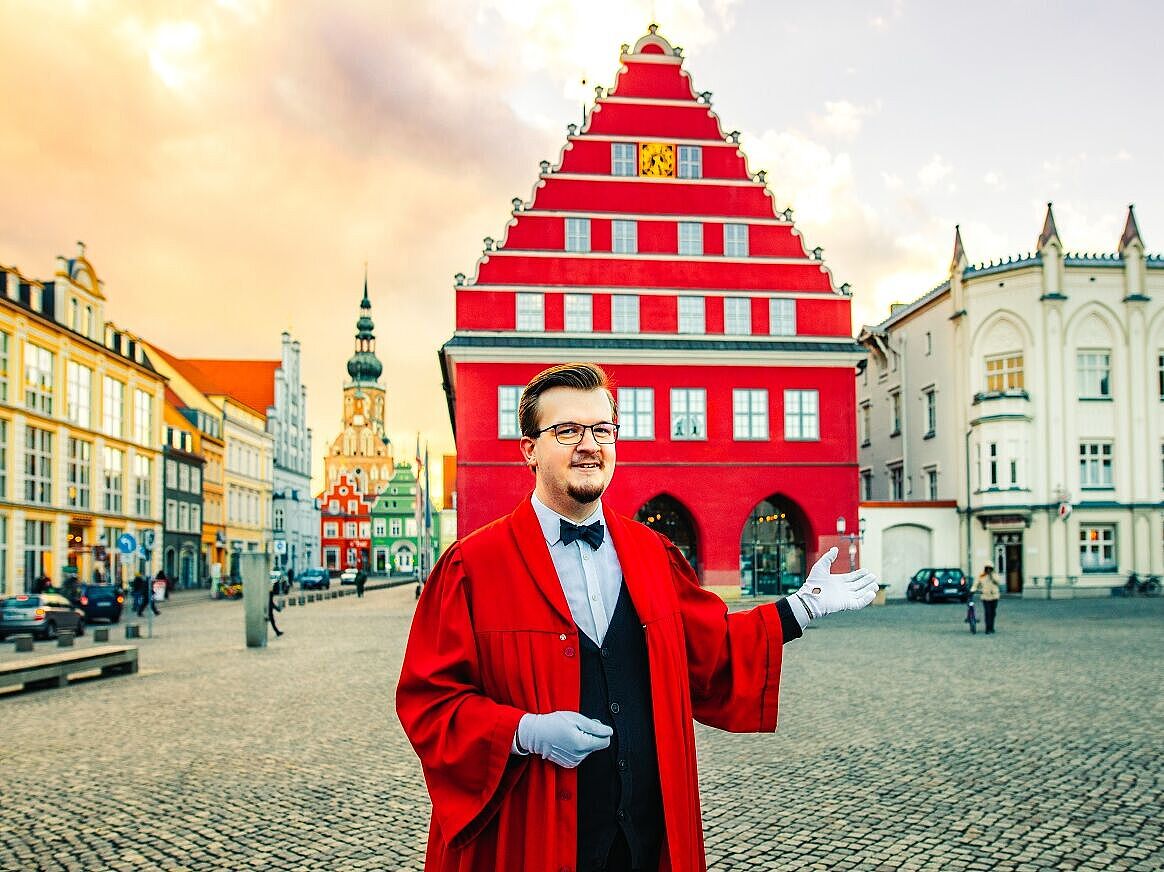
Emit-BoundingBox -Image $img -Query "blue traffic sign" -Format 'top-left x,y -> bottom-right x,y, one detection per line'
116,533 -> 138,555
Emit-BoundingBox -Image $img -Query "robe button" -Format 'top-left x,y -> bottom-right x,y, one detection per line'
616,809 -> 627,821
558,790 -> 572,801
559,633 -> 567,641
610,702 -> 620,714
564,647 -> 575,657
618,759 -> 628,771
600,648 -> 609,659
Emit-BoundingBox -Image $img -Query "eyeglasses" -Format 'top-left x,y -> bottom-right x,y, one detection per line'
534,422 -> 619,445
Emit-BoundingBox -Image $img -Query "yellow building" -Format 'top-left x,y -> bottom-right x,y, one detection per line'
0,247 -> 164,595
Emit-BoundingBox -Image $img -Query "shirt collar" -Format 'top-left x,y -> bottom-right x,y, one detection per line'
531,493 -> 606,547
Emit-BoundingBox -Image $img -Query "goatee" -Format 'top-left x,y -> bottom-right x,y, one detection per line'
566,482 -> 606,505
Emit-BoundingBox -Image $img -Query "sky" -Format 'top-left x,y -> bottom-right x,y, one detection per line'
1,0 -> 1159,497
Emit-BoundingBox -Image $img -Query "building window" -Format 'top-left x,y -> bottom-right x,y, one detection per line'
166,459 -> 177,489
784,389 -> 820,441
190,467 -> 200,492
0,419 -> 7,498
103,447 -> 124,513
272,506 -> 286,533
678,222 -> 703,255
1077,350 -> 1111,399
344,522 -> 357,538
769,299 -> 796,336
733,389 -> 768,440
987,442 -> 999,487
1158,353 -> 1163,400
611,142 -> 635,176
564,294 -> 593,332
612,220 -> 637,254
0,514 -> 6,591
0,331 -> 9,402
889,465 -> 904,500
889,391 -> 901,436
723,223 -> 748,257
1079,441 -> 1113,488
134,455 -> 151,516
677,296 -> 705,334
24,342 -> 53,415
926,467 -> 938,500
860,470 -> 873,501
346,499 -> 358,514
66,362 -> 92,428
611,295 -> 639,333
498,386 -> 522,439
925,332 -> 932,355
677,145 -> 702,179
565,218 -> 591,253
323,522 -> 338,538
616,388 -> 654,440
924,388 -> 937,437
166,499 -> 177,530
723,297 -> 752,335
24,426 -> 52,504
178,501 -> 191,532
372,517 -> 385,537
390,518 -> 402,537
985,354 -> 1024,392
1079,525 -> 1116,572
102,377 -> 125,438
24,519 -> 52,587
670,388 -> 706,440
515,293 -> 544,332
324,547 -> 339,569
133,389 -> 153,446
67,438 -> 91,509
859,403 -> 871,447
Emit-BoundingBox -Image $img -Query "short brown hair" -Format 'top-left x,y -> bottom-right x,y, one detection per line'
518,363 -> 617,437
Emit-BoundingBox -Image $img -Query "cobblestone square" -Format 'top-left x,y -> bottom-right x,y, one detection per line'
2,586 -> 1161,871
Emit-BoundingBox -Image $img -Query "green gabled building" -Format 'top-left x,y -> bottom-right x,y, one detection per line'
370,463 -> 440,576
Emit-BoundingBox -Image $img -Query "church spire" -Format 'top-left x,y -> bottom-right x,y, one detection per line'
347,271 -> 383,384
950,224 -> 968,274
1119,204 -> 1143,255
1037,202 -> 1061,251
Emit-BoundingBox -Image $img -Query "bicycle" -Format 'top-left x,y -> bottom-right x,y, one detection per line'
964,596 -> 978,634
1124,573 -> 1161,597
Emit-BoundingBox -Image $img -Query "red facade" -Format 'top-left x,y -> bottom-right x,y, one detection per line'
318,473 -> 373,573
440,27 -> 863,593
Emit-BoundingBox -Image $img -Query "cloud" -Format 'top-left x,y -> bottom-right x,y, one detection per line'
917,155 -> 953,187
810,99 -> 880,139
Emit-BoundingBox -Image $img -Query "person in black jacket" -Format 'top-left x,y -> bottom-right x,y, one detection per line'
133,574 -> 159,617
268,581 -> 284,637
355,568 -> 367,598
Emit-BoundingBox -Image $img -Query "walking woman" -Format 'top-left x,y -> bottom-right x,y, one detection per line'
971,564 -> 1002,634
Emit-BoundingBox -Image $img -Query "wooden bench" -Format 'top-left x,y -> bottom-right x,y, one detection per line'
0,646 -> 138,693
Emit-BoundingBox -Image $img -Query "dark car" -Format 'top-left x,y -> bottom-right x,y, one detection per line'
298,568 -> 330,591
0,593 -> 86,640
75,584 -> 124,623
906,568 -> 969,603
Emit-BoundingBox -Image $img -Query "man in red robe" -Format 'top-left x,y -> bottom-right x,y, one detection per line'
397,363 -> 878,871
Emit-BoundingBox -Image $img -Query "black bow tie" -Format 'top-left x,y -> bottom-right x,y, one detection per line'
560,519 -> 604,550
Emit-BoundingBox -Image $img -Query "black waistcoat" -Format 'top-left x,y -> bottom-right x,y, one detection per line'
576,583 -> 664,872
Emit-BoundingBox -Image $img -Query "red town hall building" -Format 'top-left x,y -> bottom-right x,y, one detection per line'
318,472 -> 373,573
439,27 -> 864,597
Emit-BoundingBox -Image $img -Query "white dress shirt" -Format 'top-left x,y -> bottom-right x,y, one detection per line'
531,494 -> 624,646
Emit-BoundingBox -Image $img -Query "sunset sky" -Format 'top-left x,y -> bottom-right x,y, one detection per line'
2,0 -> 1158,496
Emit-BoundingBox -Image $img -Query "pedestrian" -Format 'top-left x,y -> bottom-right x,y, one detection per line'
33,574 -> 52,594
133,574 -> 159,617
157,569 -> 172,595
268,581 -> 284,637
972,563 -> 1002,634
286,566 -> 295,591
355,567 -> 367,598
396,363 -> 880,872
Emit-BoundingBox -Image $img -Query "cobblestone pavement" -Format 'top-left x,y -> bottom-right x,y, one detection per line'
2,586 -> 1161,871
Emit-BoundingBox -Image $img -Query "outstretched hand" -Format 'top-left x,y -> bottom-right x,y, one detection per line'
517,711 -> 613,768
796,546 -> 879,620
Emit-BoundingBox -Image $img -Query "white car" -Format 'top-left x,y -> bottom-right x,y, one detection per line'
339,568 -> 359,585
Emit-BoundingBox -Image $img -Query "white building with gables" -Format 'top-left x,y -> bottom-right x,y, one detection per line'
857,204 -> 1163,597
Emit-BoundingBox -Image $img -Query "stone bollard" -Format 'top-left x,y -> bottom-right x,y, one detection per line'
13,634 -> 34,652
125,624 -> 141,639
298,595 -> 305,605
58,630 -> 75,647
93,627 -> 110,642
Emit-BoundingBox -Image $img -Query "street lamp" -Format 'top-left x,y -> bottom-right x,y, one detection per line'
836,516 -> 867,571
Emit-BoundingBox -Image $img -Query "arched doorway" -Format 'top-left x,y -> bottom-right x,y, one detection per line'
739,497 -> 808,595
179,545 -> 197,589
635,495 -> 698,574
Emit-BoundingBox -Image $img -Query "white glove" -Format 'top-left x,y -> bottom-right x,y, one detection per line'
516,711 -> 613,768
796,546 -> 879,620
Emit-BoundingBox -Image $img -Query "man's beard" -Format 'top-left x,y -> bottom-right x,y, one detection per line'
566,480 -> 606,505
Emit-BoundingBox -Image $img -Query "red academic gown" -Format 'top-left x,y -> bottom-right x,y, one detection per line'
396,497 -> 786,871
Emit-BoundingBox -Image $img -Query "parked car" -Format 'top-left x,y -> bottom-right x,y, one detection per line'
339,568 -> 359,585
75,584 -> 124,624
906,568 -> 969,603
0,593 -> 85,640
298,568 -> 330,591
268,569 -> 292,595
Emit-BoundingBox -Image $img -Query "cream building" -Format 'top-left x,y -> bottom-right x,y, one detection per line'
0,246 -> 164,594
858,205 -> 1163,597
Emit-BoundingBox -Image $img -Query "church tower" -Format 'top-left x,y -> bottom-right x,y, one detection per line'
325,276 -> 394,495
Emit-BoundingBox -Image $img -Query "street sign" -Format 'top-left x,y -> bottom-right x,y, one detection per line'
142,529 -> 156,548
116,533 -> 137,555
273,540 -> 287,555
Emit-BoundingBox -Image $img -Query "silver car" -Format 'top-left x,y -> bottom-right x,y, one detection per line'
0,593 -> 85,640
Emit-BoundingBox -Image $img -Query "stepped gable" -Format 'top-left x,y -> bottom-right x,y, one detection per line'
465,24 -> 840,306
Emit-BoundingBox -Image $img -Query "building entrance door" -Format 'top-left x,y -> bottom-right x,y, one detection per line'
992,531 -> 1023,593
